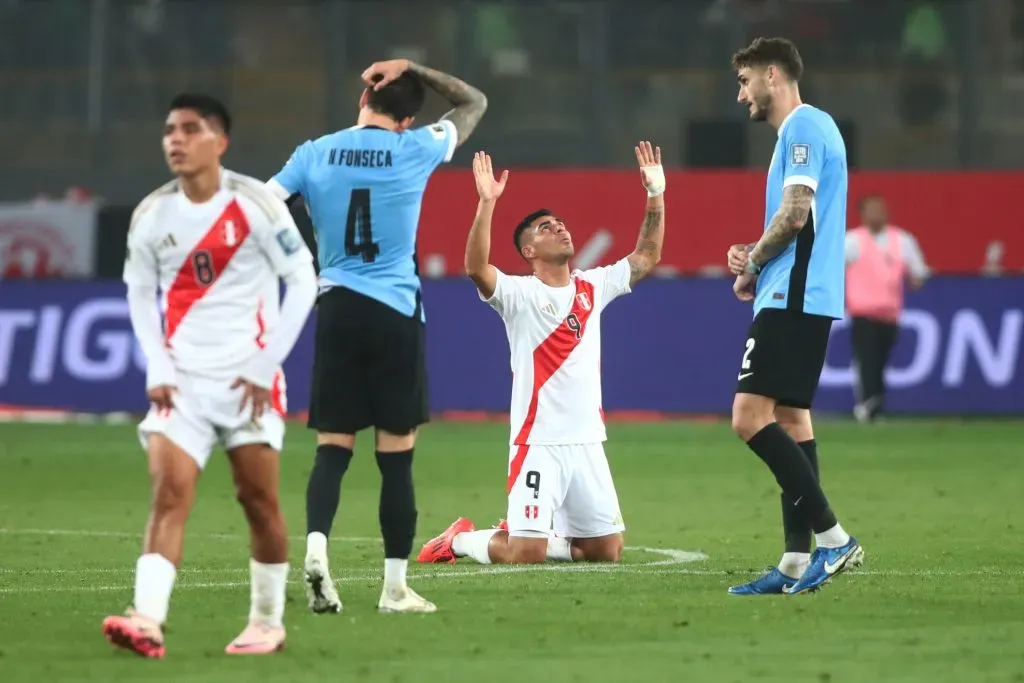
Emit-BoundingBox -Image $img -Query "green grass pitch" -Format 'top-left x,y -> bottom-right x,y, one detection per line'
1,420 -> 1022,682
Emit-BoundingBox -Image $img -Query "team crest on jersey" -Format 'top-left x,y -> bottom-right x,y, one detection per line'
223,220 -> 238,247
575,291 -> 592,311
791,143 -> 809,166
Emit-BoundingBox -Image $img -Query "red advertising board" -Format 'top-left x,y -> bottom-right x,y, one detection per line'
417,171 -> 1024,275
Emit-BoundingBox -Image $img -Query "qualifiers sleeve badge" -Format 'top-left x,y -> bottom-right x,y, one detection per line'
275,228 -> 304,256
790,143 -> 809,166
429,123 -> 448,141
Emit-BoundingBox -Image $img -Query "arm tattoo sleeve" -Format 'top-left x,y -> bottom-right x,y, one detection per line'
407,63 -> 488,146
748,184 -> 813,268
627,202 -> 665,285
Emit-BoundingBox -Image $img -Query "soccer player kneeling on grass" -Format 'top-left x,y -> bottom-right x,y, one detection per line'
418,143 -> 666,565
102,94 -> 317,657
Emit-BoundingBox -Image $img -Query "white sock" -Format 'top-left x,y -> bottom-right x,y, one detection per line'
815,523 -> 851,549
546,534 -> 574,562
451,529 -> 497,564
133,553 -> 177,625
384,558 -> 408,588
778,552 -> 810,578
306,532 -> 328,559
249,559 -> 288,628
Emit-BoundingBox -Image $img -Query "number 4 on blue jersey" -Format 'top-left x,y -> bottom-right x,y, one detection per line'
267,119 -> 458,321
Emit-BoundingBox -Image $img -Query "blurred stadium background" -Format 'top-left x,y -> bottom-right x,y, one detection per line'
2,3 -> 1024,681
1,0 -> 1022,418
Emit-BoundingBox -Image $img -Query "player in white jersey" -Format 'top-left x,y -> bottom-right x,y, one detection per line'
102,94 -> 317,658
417,143 -> 666,565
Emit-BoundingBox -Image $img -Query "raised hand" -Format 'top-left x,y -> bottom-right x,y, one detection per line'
361,59 -> 411,91
472,151 -> 509,202
635,141 -> 665,196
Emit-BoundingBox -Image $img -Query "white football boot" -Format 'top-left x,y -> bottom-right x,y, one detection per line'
304,555 -> 343,614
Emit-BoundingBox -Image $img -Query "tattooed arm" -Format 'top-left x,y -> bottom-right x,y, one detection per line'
624,140 -> 666,286
626,195 -> 665,286
406,63 -> 488,147
746,184 -> 813,272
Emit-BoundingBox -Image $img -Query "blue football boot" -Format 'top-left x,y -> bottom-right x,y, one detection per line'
728,567 -> 798,595
785,537 -> 864,595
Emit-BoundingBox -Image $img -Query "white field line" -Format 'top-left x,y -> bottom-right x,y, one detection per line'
0,527 -> 379,543
0,528 -> 1021,595
0,527 -> 707,593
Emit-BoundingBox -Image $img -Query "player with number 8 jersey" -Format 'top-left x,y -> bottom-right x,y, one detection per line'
267,58 -> 487,615
104,94 -> 317,659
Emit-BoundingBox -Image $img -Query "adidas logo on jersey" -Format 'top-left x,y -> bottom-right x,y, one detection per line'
158,233 -> 177,250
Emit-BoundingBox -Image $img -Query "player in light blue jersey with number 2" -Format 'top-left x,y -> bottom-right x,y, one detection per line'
267,58 -> 486,615
724,38 -> 863,596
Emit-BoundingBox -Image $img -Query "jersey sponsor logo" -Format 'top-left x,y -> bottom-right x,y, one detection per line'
791,143 -> 809,166
275,227 -> 303,256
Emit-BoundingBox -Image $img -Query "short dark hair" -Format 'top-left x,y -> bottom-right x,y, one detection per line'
731,37 -> 804,82
168,93 -> 232,134
858,194 -> 885,211
513,209 -> 554,257
366,72 -> 426,122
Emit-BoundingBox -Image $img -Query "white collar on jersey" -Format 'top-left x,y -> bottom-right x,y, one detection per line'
777,103 -> 811,138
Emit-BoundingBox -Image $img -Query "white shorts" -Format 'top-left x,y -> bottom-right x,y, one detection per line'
137,371 -> 287,469
506,443 -> 625,539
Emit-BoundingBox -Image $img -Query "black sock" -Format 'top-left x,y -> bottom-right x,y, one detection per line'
305,445 -> 353,537
800,439 -> 820,480
376,450 -> 417,559
747,424 -> 837,534
780,439 -> 821,553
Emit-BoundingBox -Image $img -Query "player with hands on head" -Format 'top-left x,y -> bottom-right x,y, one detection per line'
267,57 -> 487,614
417,142 -> 665,567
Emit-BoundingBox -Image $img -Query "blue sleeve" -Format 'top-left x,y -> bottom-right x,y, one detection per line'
408,119 -> 458,170
271,141 -> 312,197
782,116 -> 826,192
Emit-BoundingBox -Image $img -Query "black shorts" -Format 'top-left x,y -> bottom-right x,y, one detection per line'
735,308 -> 833,409
308,286 -> 428,435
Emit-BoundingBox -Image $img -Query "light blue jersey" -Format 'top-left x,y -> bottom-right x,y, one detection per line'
271,120 -> 457,320
755,104 -> 848,319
